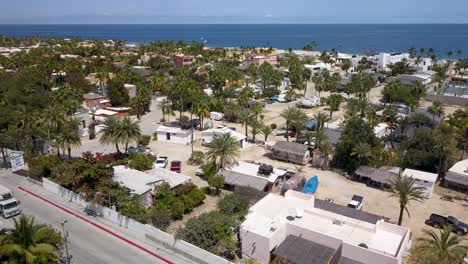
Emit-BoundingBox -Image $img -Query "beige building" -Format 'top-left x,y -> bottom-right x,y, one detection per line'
240,190 -> 411,264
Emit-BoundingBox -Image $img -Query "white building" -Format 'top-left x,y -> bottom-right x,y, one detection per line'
305,61 -> 332,75
112,165 -> 191,208
240,190 -> 411,264
201,127 -> 248,148
445,159 -> 468,193
218,161 -> 288,191
156,125 -> 193,145
403,169 -> 438,198
373,123 -> 389,139
378,53 -> 410,70
410,57 -> 433,71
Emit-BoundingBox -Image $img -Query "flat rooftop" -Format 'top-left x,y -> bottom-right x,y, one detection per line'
403,168 -> 437,183
241,191 -> 407,257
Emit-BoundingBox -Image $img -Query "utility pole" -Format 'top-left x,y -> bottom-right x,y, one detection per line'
61,220 -> 71,264
190,103 -> 194,154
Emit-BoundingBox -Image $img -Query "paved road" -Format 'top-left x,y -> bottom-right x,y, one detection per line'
0,172 -> 198,264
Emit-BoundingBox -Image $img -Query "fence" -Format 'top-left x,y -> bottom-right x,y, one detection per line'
425,94 -> 468,106
42,178 -> 231,264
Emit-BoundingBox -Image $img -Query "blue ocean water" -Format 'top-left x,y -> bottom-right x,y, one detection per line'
0,24 -> 467,57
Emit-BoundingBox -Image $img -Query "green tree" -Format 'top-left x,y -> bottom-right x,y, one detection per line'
206,134 -> 240,169
0,215 -> 62,264
128,153 -> 154,171
99,118 -> 122,153
117,117 -> 142,154
280,106 -> 295,142
434,123 -> 456,179
414,227 -> 468,264
107,80 -> 130,106
428,101 -> 445,123
249,119 -> 262,142
260,124 -> 274,142
351,142 -> 373,165
175,211 -> 236,259
326,94 -> 344,118
208,175 -> 225,195
56,119 -> 81,158
389,176 -> 427,226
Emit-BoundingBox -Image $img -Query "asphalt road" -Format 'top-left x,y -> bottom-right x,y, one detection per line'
0,172 -> 197,264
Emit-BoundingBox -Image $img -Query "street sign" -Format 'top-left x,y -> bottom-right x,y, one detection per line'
10,152 -> 25,172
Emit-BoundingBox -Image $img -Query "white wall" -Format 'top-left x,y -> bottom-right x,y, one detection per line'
157,132 -> 192,145
42,178 -> 231,264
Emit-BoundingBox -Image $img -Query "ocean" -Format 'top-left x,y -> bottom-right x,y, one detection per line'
1,24 -> 467,57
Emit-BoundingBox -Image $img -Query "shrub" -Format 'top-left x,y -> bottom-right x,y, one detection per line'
152,132 -> 158,141
128,153 -> 154,171
188,188 -> 206,206
171,199 -> 185,219
28,155 -> 60,179
154,182 -> 172,199
173,182 -> 196,196
176,211 -> 237,259
270,123 -> 277,129
180,195 -> 195,213
138,135 -> 151,146
146,207 -> 172,230
217,193 -> 249,216
188,151 -> 205,165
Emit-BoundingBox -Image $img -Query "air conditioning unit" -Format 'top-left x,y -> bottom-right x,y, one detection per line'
333,219 -> 344,226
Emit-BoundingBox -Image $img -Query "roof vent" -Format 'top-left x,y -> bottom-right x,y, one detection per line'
333,219 -> 344,226
358,243 -> 368,249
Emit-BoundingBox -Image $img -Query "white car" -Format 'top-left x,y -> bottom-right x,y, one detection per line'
347,195 -> 364,210
154,157 -> 168,168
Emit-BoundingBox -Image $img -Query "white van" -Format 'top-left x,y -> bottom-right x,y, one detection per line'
0,185 -> 21,218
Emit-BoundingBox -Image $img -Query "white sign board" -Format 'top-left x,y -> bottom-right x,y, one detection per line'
10,153 -> 25,172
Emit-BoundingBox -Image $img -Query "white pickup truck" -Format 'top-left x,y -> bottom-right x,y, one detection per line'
347,195 -> 364,210
154,156 -> 168,168
0,185 -> 21,218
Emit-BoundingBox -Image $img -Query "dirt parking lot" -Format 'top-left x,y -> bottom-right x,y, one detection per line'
238,144 -> 468,240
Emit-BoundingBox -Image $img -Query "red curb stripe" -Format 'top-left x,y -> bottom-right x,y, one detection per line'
18,186 -> 175,264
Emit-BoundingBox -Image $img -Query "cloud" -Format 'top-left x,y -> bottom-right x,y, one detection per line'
265,13 -> 273,17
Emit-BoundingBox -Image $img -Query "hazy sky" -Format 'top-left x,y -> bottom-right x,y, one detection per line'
1,0 -> 468,24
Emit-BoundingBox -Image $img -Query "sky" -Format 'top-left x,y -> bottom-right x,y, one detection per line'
1,0 -> 468,24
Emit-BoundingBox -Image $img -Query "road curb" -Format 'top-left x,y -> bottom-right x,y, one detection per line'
18,186 -> 175,264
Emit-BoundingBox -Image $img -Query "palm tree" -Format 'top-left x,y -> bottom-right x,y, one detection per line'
428,101 -> 445,123
56,119 -> 81,158
389,176 -> 427,226
99,118 -> 122,153
351,142 -> 373,165
0,215 -> 62,264
39,104 -> 66,152
206,134 -> 240,169
280,106 -> 295,142
312,112 -> 330,131
326,94 -> 344,118
290,108 -> 308,141
194,100 -> 210,130
249,120 -> 262,142
319,139 -> 333,168
158,99 -> 173,124
238,111 -> 251,138
117,117 -> 142,154
260,124 -> 274,142
416,227 -> 468,264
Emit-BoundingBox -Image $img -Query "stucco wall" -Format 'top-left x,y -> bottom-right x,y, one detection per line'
157,132 -> 192,145
42,178 -> 230,264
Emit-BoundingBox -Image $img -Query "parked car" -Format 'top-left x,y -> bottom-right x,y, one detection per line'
347,195 -> 364,210
425,214 -> 468,235
127,146 -> 156,157
170,160 -> 182,173
154,156 -> 168,168
195,168 -> 204,176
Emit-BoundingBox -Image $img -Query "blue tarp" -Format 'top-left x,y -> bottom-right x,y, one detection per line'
301,176 -> 319,194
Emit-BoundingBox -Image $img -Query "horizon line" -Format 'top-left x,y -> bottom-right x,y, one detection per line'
1,22 -> 468,25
